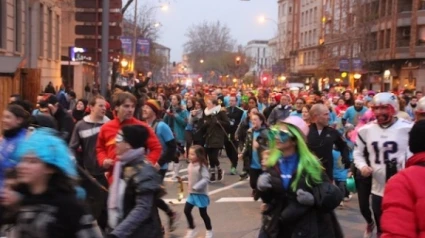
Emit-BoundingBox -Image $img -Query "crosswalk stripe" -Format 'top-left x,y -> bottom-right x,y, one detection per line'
165,168 -> 188,176
208,181 -> 247,196
163,198 -> 187,204
215,197 -> 262,203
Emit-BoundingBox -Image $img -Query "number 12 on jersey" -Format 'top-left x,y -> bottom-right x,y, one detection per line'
371,141 -> 398,164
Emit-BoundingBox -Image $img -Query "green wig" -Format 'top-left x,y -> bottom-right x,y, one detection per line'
267,123 -> 323,191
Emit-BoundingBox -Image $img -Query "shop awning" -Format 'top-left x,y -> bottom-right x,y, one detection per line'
0,56 -> 24,74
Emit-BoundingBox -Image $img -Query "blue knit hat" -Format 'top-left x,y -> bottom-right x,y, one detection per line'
15,128 -> 77,178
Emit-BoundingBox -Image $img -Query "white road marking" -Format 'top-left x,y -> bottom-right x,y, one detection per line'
164,174 -> 188,182
215,197 -> 262,203
163,198 -> 187,204
165,168 -> 188,177
208,181 -> 248,196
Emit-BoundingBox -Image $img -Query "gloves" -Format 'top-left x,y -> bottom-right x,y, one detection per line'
296,189 -> 315,206
257,173 -> 272,191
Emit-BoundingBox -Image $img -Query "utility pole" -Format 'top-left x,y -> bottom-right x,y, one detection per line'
131,0 -> 138,78
100,0 -> 110,96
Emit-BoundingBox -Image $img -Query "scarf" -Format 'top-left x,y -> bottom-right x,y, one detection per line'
108,148 -> 145,210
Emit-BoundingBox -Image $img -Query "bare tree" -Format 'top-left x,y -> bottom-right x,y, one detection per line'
184,21 -> 236,54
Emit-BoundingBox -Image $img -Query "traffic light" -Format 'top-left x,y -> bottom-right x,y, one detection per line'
235,56 -> 241,65
341,72 -> 348,78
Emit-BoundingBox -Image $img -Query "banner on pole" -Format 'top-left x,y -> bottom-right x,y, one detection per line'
120,36 -> 132,56
136,38 -> 150,57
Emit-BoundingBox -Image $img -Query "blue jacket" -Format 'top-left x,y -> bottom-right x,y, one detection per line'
332,139 -> 354,181
0,129 -> 27,188
163,108 -> 188,144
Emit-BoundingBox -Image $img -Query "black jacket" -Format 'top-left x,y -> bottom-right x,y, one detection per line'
261,167 -> 343,238
111,159 -> 163,238
307,124 -> 349,180
53,107 -> 75,143
226,106 -> 244,135
201,107 -> 230,148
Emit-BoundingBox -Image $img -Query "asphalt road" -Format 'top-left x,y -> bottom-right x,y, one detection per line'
160,155 -> 374,238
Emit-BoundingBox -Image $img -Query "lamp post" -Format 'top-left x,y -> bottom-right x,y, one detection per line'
258,15 -> 282,83
131,1 -> 168,77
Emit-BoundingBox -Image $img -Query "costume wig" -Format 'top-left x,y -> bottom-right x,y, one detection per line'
267,123 -> 323,191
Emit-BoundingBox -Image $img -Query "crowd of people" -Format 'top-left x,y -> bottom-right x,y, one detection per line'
1,75 -> 425,238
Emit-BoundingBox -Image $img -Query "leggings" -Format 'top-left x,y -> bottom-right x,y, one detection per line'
355,177 -> 373,224
372,194 -> 383,234
205,148 -> 220,169
184,202 -> 212,230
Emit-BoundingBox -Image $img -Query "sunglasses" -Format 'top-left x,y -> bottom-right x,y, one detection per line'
273,129 -> 293,143
115,133 -> 125,143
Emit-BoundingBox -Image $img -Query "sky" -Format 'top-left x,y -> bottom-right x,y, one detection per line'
124,0 -> 277,62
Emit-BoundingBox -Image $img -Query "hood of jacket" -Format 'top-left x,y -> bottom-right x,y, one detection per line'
204,105 -> 221,116
83,115 -> 110,124
406,151 -> 425,167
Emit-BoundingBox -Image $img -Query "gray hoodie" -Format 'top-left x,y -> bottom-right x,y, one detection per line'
69,115 -> 110,175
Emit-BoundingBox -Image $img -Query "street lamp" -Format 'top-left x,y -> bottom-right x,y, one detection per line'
121,59 -> 129,68
153,22 -> 163,28
200,59 -> 204,64
354,73 -> 362,80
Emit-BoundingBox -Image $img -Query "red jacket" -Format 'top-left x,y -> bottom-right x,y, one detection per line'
381,152 -> 425,238
96,117 -> 162,184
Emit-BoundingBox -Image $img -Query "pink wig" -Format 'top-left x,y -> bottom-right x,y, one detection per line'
349,109 -> 375,143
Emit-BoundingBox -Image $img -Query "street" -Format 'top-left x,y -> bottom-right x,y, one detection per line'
161,154 -> 372,238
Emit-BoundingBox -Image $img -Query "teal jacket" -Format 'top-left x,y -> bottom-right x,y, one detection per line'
163,107 -> 188,143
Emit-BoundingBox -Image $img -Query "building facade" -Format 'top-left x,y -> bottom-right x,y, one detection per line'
320,0 -> 425,92
152,42 -> 171,82
0,0 -> 62,91
244,40 -> 273,74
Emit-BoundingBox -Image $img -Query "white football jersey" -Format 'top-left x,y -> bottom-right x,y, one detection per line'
353,118 -> 413,196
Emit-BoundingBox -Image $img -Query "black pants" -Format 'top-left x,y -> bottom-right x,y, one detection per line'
157,169 -> 173,216
249,169 -> 263,191
224,137 -> 238,168
184,202 -> 212,230
355,177 -> 373,224
371,194 -> 383,234
335,181 -> 346,199
205,148 -> 220,169
185,130 -> 193,158
80,174 -> 108,230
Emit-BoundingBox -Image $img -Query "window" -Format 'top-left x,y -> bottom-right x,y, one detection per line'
303,52 -> 307,65
48,8 -> 52,58
263,48 -> 266,57
289,7 -> 292,13
15,0 -> 21,52
314,7 -> 317,23
309,31 -> 312,45
56,14 -> 60,60
312,51 -> 316,65
313,29 -> 317,45
301,12 -> 304,26
309,9 -> 313,24
301,33 -> 304,46
39,3 -> 44,57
